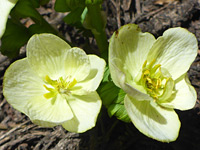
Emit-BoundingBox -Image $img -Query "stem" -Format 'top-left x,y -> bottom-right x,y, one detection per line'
87,4 -> 108,59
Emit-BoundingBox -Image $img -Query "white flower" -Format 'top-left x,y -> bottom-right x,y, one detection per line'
109,24 -> 198,142
3,33 -> 106,133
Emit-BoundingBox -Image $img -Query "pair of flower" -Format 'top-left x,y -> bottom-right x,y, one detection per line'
3,24 -> 198,142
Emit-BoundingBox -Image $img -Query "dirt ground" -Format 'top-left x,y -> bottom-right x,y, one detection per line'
0,0 -> 200,150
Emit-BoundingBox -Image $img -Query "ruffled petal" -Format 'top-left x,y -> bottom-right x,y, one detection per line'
124,95 -> 180,142
27,33 -> 71,79
109,24 -> 156,85
0,0 -> 18,38
62,92 -> 101,133
147,27 -> 198,80
72,55 -> 106,95
158,74 -> 197,110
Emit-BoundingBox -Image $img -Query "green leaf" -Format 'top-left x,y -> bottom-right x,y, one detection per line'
102,66 -> 110,82
55,0 -> 85,12
55,0 -> 104,12
97,68 -> 131,123
107,89 -> 131,123
11,0 -> 41,23
0,19 -> 31,58
28,23 -> 57,35
85,0 -> 104,5
63,7 -> 85,25
40,0 -> 50,5
30,0 -> 40,8
54,0 -> 68,12
98,81 -> 120,107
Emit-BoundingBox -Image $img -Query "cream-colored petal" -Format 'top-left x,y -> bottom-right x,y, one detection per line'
63,47 -> 91,82
147,27 -> 198,80
159,74 -> 197,110
3,58 -> 45,113
109,24 -> 156,84
62,92 -> 101,133
0,0 -> 18,38
109,58 -> 153,101
72,55 -> 106,95
27,33 -> 71,79
124,95 -> 180,142
26,94 -> 73,124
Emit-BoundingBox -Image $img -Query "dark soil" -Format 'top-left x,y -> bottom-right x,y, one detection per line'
0,0 -> 200,150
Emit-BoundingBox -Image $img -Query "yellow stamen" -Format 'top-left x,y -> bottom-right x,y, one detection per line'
43,75 -> 77,99
140,59 -> 172,101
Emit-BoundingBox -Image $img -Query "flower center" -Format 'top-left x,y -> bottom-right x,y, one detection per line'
140,59 -> 174,101
43,75 -> 77,99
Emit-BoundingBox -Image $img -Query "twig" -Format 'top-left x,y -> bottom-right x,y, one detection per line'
0,120 -> 30,141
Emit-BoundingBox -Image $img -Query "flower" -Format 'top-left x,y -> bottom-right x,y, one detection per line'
3,33 -> 106,133
109,24 -> 198,142
0,0 -> 18,38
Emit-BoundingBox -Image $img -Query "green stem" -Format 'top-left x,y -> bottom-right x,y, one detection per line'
87,4 -> 108,59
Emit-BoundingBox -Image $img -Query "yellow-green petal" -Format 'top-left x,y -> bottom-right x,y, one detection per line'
0,0 -> 18,38
109,58 -> 153,101
109,24 -> 156,85
27,33 -> 71,79
159,74 -> 197,110
124,95 -> 180,142
26,94 -> 73,124
62,92 -> 101,133
3,58 -> 45,113
63,47 -> 91,82
147,27 -> 198,80
72,55 -> 106,95
3,58 -> 74,124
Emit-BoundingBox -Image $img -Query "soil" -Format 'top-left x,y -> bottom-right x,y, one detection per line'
0,0 -> 200,150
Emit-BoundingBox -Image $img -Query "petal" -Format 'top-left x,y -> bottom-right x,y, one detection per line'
147,27 -> 198,80
109,58 -> 153,101
159,74 -> 197,110
72,55 -> 106,94
0,0 -> 18,38
64,47 -> 91,82
3,58 -> 74,124
62,92 -> 101,133
27,33 -> 71,79
3,58 -> 45,113
109,24 -> 156,83
124,95 -> 180,142
26,94 -> 73,124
